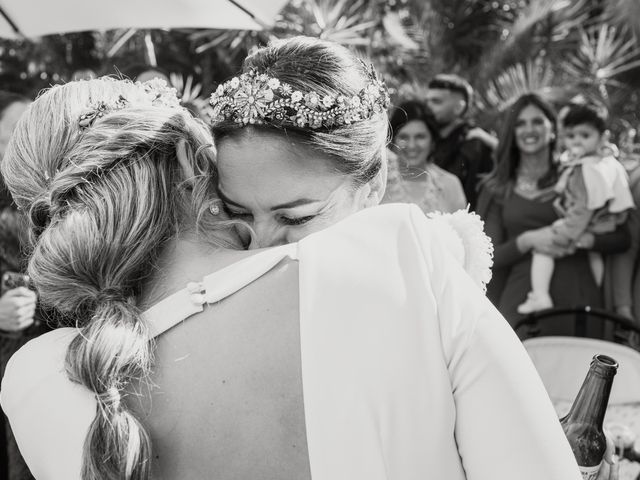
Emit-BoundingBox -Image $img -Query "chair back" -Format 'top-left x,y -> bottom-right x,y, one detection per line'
523,336 -> 640,404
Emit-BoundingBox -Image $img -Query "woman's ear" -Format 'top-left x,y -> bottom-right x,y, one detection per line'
176,140 -> 195,183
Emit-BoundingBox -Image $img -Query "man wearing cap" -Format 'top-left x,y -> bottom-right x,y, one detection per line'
426,74 -> 495,210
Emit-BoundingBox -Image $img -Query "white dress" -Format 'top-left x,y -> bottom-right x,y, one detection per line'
0,204 -> 581,480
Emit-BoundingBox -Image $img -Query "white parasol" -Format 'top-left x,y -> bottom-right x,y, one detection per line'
0,0 -> 290,38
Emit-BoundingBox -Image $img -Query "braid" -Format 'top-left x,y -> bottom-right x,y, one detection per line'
28,112 -> 182,479
1,79 -> 238,479
68,301 -> 152,479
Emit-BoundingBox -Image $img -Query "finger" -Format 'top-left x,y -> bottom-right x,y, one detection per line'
10,297 -> 32,309
17,306 -> 35,319
602,428 -> 615,462
23,289 -> 37,301
4,315 -> 28,331
17,316 -> 34,330
3,286 -> 32,298
0,321 -> 21,332
608,456 -> 619,480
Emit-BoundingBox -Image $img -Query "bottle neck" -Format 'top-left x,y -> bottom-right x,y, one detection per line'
566,366 -> 615,427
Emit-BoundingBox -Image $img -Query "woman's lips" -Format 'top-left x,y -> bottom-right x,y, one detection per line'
520,135 -> 540,145
403,150 -> 423,159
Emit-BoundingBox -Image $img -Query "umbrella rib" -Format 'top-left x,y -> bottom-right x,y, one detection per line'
226,0 -> 267,29
0,6 -> 21,35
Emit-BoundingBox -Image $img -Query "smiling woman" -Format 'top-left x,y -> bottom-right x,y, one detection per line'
477,93 -> 630,332
0,42 -> 594,480
216,129 -> 367,246
205,39 -> 591,480
211,36 -> 389,249
383,99 -> 467,214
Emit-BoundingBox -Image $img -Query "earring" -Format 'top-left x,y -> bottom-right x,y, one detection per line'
209,201 -> 220,215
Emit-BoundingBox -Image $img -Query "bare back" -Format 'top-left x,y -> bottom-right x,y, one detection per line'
128,241 -> 310,480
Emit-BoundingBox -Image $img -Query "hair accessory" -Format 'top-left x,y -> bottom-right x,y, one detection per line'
209,67 -> 390,130
78,96 -> 129,129
139,78 -> 182,109
77,78 -> 181,129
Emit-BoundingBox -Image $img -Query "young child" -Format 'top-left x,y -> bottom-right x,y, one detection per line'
517,102 -> 635,314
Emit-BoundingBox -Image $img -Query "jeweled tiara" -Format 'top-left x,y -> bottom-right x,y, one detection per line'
209,66 -> 390,130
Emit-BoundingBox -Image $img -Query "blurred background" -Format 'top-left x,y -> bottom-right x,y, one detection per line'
1,0 -> 639,142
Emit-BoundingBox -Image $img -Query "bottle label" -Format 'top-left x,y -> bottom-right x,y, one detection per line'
578,462 -> 602,480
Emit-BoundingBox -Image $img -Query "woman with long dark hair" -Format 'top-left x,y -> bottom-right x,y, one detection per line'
477,93 -> 629,333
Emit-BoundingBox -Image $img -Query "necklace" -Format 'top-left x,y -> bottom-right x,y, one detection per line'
515,176 -> 539,193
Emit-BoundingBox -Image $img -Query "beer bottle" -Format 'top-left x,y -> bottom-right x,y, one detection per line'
560,354 -> 618,480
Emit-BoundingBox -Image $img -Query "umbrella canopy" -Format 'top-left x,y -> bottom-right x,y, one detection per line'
0,0 -> 290,38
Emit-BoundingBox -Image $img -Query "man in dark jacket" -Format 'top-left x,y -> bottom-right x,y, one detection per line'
426,74 -> 495,210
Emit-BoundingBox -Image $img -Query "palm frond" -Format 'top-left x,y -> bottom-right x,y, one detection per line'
392,80 -> 430,105
480,59 -> 568,112
563,24 -> 640,83
169,72 -> 213,119
426,0 -> 514,70
381,12 -> 419,50
477,0 -> 590,84
508,0 -> 589,43
169,73 -> 203,102
285,0 -> 380,46
190,29 -> 269,55
603,0 -> 640,38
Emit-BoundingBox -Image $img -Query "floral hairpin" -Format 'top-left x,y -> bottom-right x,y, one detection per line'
77,78 -> 181,129
139,78 -> 181,109
209,67 -> 390,130
78,96 -> 129,129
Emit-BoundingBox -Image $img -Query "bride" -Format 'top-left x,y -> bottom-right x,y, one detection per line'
1,38 -> 592,479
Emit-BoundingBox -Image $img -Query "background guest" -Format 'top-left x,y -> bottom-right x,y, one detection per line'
517,102 -> 634,314
0,91 -> 39,480
476,93 -> 629,337
426,74 -> 494,209
603,153 -> 640,346
384,99 -> 466,214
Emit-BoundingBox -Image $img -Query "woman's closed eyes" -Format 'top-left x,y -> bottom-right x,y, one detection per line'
224,205 -> 318,227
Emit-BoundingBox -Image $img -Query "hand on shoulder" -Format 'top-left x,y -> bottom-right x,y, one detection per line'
466,127 -> 498,151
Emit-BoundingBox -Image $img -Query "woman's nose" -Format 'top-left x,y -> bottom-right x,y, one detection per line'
521,122 -> 534,133
248,221 -> 287,249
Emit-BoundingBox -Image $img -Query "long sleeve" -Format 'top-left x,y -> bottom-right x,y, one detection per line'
458,139 -> 494,210
418,216 -> 582,480
608,174 -> 640,309
553,167 -> 594,241
297,204 -> 581,480
478,188 -> 523,269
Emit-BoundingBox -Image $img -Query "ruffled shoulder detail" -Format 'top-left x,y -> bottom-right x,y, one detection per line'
426,208 -> 494,292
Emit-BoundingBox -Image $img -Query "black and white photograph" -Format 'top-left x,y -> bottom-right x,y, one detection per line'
0,1 -> 639,479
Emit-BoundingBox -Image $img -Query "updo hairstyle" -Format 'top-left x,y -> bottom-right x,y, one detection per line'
211,36 -> 389,186
1,78 -> 234,479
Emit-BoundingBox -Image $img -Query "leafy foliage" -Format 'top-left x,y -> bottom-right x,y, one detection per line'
1,0 -> 640,136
